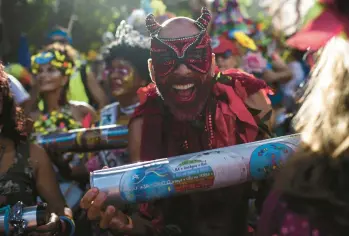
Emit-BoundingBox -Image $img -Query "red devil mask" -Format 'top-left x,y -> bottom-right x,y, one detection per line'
146,7 -> 212,77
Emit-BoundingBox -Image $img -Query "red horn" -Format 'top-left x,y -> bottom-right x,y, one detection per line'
195,7 -> 212,30
146,14 -> 162,35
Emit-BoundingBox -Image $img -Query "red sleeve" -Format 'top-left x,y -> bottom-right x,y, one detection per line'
219,69 -> 272,96
129,83 -> 161,125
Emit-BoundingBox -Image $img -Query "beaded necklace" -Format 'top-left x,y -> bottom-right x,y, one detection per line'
180,94 -> 216,153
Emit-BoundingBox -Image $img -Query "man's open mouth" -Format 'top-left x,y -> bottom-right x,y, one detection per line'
172,83 -> 196,102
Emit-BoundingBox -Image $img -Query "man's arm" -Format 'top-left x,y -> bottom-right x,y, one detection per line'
244,90 -> 273,139
262,56 -> 293,84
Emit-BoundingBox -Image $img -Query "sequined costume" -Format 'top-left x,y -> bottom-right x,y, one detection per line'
133,70 -> 271,161
127,8 -> 272,236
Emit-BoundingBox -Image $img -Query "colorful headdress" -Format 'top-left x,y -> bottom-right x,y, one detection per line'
31,47 -> 75,76
48,27 -> 73,44
146,7 -> 212,76
114,21 -> 151,49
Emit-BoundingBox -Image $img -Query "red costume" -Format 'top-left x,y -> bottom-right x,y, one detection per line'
128,8 -> 272,236
133,69 -> 272,161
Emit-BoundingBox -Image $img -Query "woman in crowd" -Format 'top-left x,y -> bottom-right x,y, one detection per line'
31,43 -> 97,122
30,44 -> 97,202
86,21 -> 152,172
0,64 -> 74,235
100,20 -> 151,125
30,44 -> 98,235
257,37 -> 349,235
46,27 -> 108,110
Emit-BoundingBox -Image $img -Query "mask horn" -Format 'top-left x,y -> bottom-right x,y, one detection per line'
195,7 -> 211,31
146,14 -> 162,36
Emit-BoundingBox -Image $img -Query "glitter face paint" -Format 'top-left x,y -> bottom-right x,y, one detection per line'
104,59 -> 137,97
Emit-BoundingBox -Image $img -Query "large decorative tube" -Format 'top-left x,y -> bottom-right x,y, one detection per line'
90,134 -> 300,205
35,125 -> 128,153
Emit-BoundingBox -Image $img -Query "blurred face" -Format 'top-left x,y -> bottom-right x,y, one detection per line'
37,64 -> 67,93
105,59 -> 143,97
216,50 -> 239,71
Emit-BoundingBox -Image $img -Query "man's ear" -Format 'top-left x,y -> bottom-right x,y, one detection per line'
148,58 -> 156,83
210,53 -> 216,77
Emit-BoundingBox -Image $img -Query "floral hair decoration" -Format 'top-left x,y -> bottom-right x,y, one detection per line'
146,7 -> 212,77
31,48 -> 75,76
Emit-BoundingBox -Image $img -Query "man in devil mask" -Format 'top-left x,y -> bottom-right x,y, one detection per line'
81,7 -> 272,236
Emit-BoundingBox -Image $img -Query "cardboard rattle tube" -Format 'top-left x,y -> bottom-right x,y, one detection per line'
36,125 -> 128,153
90,134 -> 300,206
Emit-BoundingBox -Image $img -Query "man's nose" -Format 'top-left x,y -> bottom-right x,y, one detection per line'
173,63 -> 191,76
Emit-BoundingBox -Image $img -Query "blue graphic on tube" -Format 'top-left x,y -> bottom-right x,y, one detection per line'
249,143 -> 294,180
119,165 -> 175,202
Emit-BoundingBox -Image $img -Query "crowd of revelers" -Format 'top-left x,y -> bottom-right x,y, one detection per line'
0,0 -> 349,235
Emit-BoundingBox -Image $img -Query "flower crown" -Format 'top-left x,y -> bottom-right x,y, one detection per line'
31,49 -> 75,76
113,20 -> 151,49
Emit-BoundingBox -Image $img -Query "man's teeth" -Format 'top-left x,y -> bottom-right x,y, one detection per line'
172,84 -> 194,90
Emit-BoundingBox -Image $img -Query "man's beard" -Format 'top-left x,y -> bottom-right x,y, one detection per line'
156,72 -> 213,121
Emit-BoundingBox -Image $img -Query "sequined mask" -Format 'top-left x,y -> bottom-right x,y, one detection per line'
146,7 -> 212,78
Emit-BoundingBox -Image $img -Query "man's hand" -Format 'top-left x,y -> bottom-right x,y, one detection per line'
80,188 -> 133,232
28,213 -> 60,236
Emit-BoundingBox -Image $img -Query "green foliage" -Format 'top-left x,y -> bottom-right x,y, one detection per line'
3,0 -> 197,60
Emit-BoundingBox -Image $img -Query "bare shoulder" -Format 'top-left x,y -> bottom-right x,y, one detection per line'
29,143 -> 49,162
69,100 -> 98,122
28,143 -> 50,172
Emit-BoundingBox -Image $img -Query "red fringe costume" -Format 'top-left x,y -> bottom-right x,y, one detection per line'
128,69 -> 272,236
